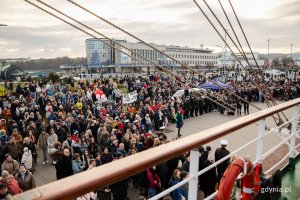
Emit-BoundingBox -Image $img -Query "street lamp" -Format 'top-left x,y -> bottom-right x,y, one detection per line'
216,45 -> 224,79
290,43 -> 294,67
267,39 -> 271,68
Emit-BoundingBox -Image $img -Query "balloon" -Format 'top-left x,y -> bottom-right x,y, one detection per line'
94,89 -> 103,96
101,94 -> 105,98
96,94 -> 100,99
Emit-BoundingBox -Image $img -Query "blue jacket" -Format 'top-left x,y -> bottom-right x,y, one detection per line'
170,178 -> 188,200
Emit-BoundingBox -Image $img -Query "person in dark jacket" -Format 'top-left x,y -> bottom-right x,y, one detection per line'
101,147 -> 114,165
201,154 -> 217,198
215,140 -> 230,183
55,148 -> 73,180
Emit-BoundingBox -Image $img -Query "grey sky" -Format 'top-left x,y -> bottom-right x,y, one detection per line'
0,0 -> 299,58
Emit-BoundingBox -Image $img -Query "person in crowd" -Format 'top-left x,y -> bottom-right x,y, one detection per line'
37,128 -> 49,165
72,153 -> 85,174
175,109 -> 184,138
146,165 -> 161,198
1,154 -> 19,176
14,164 -> 36,191
55,148 -> 73,180
0,130 -> 8,145
169,169 -> 185,200
4,136 -> 21,162
0,170 -> 22,195
215,139 -> 230,183
101,147 -> 114,165
47,128 -> 58,160
87,159 -> 96,170
0,182 -> 10,199
50,141 -> 62,165
21,147 -> 33,172
95,153 -> 101,167
202,153 -> 217,198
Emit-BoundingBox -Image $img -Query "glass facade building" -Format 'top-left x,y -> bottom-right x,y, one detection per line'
85,38 -> 113,68
85,38 -> 218,67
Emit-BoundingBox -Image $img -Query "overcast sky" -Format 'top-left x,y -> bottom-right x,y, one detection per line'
0,0 -> 299,58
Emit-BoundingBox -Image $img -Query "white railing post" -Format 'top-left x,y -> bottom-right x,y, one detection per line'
188,148 -> 200,199
256,119 -> 266,164
289,105 -> 299,169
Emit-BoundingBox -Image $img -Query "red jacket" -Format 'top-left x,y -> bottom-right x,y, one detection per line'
146,169 -> 161,189
1,178 -> 23,195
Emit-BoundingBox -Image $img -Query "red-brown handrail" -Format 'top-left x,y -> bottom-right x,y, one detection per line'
12,98 -> 300,200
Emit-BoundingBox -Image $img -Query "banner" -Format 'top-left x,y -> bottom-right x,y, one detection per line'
122,90 -> 138,104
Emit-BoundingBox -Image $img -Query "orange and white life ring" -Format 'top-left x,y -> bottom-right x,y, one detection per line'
216,158 -> 261,200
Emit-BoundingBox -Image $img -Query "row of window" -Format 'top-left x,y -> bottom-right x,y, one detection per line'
130,60 -> 217,65
164,60 -> 217,65
168,54 -> 217,60
131,49 -> 217,60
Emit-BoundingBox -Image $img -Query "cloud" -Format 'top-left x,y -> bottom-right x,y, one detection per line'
6,48 -> 20,53
0,0 -> 299,58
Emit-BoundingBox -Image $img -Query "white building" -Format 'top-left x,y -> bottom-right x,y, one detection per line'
86,38 -> 218,68
217,51 -> 264,69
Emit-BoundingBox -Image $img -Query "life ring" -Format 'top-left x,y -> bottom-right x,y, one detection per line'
216,158 -> 261,200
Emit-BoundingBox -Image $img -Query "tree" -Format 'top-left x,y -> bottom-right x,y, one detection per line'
272,57 -> 280,67
47,72 -> 60,82
280,57 -> 294,67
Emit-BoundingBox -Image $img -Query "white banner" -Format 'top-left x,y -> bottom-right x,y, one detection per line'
122,90 -> 138,104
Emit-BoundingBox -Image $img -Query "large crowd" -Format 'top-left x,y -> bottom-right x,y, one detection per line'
0,71 -> 300,200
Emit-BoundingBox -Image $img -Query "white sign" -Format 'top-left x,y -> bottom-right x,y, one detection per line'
122,90 -> 138,104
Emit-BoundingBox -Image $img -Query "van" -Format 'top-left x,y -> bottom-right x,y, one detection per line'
172,88 -> 206,97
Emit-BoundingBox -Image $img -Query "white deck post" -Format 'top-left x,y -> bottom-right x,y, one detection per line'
289,105 -> 299,169
188,148 -> 200,199
256,119 -> 266,164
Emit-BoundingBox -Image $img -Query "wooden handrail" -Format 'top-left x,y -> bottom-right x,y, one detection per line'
13,98 -> 300,200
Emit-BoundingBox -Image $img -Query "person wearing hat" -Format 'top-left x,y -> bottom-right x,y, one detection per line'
15,164 -> 36,191
0,170 -> 22,195
1,154 -> 19,176
215,139 -> 230,184
4,136 -> 21,162
21,147 -> 33,172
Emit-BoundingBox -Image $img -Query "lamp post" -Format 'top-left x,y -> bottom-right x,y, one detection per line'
290,43 -> 294,67
216,45 -> 224,79
267,39 -> 271,68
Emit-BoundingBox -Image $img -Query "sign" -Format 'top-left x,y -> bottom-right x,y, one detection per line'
122,90 -> 138,104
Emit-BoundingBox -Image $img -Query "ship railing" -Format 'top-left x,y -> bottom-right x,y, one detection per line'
13,99 -> 300,200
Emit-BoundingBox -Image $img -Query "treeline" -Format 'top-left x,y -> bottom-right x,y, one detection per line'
13,57 -> 86,70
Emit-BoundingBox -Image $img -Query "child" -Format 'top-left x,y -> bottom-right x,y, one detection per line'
21,147 -> 33,172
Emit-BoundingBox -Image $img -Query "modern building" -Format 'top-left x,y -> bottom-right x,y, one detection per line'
85,38 -> 218,68
0,62 -> 24,81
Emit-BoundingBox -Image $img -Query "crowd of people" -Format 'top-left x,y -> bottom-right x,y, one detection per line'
0,71 -> 299,199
